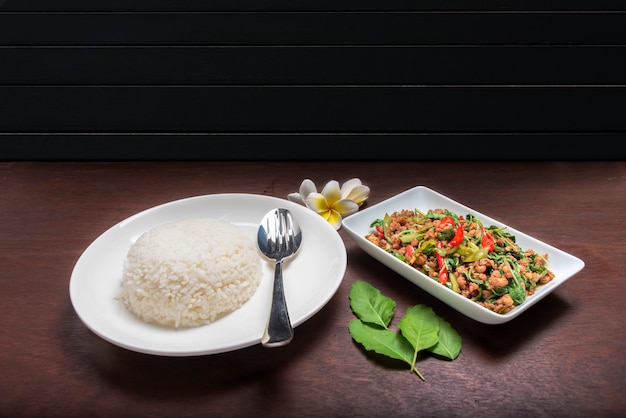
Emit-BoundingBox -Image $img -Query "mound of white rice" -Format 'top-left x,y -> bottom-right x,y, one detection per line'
119,218 -> 262,328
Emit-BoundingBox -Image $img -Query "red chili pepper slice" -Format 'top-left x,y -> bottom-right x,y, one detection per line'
439,268 -> 449,285
375,225 -> 385,239
448,223 -> 464,247
405,244 -> 414,258
435,241 -> 448,284
481,226 -> 495,252
440,216 -> 454,228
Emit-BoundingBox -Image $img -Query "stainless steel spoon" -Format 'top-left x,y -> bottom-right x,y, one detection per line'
257,208 -> 303,347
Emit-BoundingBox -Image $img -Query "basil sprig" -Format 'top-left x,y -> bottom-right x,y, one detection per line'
348,280 -> 462,381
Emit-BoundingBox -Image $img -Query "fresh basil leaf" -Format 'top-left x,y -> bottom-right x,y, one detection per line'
397,305 -> 440,353
348,320 -> 414,365
348,281 -> 463,380
428,316 -> 462,360
349,280 -> 396,329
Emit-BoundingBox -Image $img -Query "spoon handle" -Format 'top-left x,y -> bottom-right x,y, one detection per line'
262,260 -> 293,347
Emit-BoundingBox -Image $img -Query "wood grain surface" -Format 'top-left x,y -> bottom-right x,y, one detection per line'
1,161 -> 624,417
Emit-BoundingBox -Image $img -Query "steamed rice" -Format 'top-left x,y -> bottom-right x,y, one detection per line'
119,218 -> 262,328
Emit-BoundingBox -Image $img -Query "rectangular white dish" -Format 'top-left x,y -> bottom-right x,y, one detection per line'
342,186 -> 585,324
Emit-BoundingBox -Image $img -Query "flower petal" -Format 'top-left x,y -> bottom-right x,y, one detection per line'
333,199 -> 359,217
321,180 -> 342,205
311,207 -> 341,229
287,192 -> 306,206
325,210 -> 343,230
340,178 -> 362,197
299,179 -> 317,200
344,185 -> 370,206
305,192 -> 330,213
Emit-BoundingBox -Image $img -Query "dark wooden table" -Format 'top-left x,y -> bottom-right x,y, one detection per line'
1,161 -> 624,417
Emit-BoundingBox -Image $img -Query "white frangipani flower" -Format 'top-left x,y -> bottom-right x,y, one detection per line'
288,178 -> 370,230
306,180 -> 359,230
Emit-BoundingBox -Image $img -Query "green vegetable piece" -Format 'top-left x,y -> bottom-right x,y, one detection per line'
398,305 -> 440,351
348,320 -> 414,365
348,281 -> 462,381
398,229 -> 424,244
457,242 -> 489,263
437,228 -> 455,241
369,218 -> 383,227
428,316 -> 462,360
349,280 -> 395,328
397,305 -> 440,379
448,272 -> 460,293
418,240 -> 437,255
382,213 -> 393,243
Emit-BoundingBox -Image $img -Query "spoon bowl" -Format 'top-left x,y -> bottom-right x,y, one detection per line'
257,208 -> 303,347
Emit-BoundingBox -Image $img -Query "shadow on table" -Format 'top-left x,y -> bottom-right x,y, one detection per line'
62,295 -> 338,398
345,246 -> 574,365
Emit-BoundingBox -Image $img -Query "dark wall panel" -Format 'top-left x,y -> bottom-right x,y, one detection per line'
1,86 -> 624,133
1,2 -> 624,160
1,13 -> 625,46
2,1 -> 626,12
2,47 -> 625,85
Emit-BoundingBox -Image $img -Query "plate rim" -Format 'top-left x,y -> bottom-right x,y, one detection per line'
69,193 -> 347,356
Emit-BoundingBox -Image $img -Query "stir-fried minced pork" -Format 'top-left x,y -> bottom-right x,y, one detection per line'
366,208 -> 555,314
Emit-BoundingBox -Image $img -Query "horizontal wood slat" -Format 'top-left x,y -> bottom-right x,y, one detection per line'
0,133 -> 617,161
1,13 -> 625,46
2,0 -> 626,12
1,46 -> 625,85
1,86 -> 623,132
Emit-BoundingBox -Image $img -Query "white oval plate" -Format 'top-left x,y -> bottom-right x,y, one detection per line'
70,194 -> 347,356
342,186 -> 585,325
